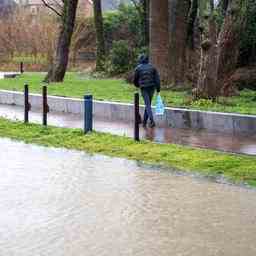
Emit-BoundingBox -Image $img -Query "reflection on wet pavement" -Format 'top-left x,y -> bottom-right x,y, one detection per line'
1,104 -> 256,155
0,138 -> 256,256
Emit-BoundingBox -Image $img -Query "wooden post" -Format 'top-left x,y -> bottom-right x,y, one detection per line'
20,62 -> 24,74
84,95 -> 93,133
42,86 -> 49,126
24,84 -> 30,123
134,92 -> 140,141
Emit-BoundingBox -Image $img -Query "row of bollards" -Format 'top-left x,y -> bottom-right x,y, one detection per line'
23,85 -> 140,141
23,85 -> 49,126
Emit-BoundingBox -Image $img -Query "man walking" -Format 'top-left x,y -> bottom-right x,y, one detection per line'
134,55 -> 161,128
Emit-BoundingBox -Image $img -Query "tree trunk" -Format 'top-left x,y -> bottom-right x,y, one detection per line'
168,0 -> 191,87
217,0 -> 247,95
194,0 -> 218,99
220,0 -> 229,16
141,0 -> 149,47
195,18 -> 218,99
93,0 -> 105,71
44,0 -> 78,83
187,0 -> 198,49
149,0 -> 170,85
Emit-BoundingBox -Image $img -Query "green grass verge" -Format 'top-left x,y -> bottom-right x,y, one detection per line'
0,117 -> 256,187
1,72 -> 256,115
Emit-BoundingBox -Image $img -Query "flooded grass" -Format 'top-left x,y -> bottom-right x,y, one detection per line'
0,117 -> 255,187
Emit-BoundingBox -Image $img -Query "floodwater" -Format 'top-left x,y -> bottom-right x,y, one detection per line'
0,138 -> 256,256
1,104 -> 256,155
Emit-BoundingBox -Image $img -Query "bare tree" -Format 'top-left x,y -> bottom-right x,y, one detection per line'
42,0 -> 79,83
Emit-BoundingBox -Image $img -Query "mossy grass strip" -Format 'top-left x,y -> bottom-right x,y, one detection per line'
0,117 -> 256,187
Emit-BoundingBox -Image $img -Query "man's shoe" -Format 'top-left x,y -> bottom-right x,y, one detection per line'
142,121 -> 147,128
149,121 -> 156,128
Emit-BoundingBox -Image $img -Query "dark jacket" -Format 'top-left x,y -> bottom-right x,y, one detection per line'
133,56 -> 161,92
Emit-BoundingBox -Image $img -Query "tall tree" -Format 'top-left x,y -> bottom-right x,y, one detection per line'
168,0 -> 191,87
195,0 -> 247,98
195,0 -> 218,99
140,0 -> 149,46
217,0 -> 247,95
43,0 -> 79,83
131,0 -> 149,46
93,0 -> 106,71
187,0 -> 198,49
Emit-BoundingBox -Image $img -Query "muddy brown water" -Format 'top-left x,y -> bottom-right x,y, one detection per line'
0,138 -> 256,256
1,104 -> 256,155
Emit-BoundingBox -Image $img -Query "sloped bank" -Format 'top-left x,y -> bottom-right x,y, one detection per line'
0,89 -> 256,135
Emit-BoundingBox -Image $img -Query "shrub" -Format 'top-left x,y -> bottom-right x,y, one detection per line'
107,40 -> 132,74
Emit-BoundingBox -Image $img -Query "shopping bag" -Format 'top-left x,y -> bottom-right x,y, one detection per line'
155,94 -> 165,115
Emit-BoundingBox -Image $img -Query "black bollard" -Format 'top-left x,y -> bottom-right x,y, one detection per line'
42,86 -> 49,126
84,95 -> 93,134
134,92 -> 140,141
20,62 -> 24,74
24,84 -> 30,123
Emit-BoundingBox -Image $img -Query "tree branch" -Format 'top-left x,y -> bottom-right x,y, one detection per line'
41,0 -> 62,17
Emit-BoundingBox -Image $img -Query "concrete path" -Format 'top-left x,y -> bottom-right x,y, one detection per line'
1,103 -> 256,155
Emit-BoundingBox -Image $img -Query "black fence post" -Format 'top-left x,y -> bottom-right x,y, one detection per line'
84,95 -> 93,134
24,84 -> 30,123
42,86 -> 49,126
134,92 -> 140,141
20,62 -> 24,74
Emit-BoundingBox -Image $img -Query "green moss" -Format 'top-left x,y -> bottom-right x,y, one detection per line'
1,73 -> 256,115
0,117 -> 256,187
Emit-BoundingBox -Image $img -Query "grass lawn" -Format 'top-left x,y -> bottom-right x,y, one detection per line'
0,117 -> 256,187
0,72 -> 256,115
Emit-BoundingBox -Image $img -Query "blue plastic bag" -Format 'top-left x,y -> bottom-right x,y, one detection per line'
155,94 -> 165,115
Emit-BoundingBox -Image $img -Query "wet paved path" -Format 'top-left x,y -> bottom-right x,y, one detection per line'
0,138 -> 256,256
1,104 -> 256,155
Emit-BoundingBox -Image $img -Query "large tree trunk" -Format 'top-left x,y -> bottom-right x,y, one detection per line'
195,10 -> 218,99
141,0 -> 149,47
44,0 -> 78,83
194,0 -> 218,99
187,0 -> 198,49
217,0 -> 246,95
93,0 -> 105,71
168,0 -> 191,87
149,0 -> 170,85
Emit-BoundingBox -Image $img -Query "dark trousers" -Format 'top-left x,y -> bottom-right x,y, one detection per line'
141,87 -> 155,124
